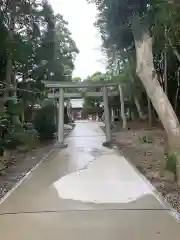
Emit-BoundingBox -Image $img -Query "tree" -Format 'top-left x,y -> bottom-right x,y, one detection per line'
89,0 -> 180,184
0,0 -> 78,102
82,72 -> 105,118
72,77 -> 82,82
0,0 -> 78,152
116,55 -> 147,121
31,3 -> 79,82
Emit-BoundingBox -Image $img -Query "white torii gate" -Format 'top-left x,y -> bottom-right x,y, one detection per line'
43,80 -> 120,148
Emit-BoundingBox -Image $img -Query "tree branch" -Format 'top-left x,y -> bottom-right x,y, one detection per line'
167,37 -> 180,63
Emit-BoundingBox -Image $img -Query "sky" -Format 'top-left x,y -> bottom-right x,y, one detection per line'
49,0 -> 106,79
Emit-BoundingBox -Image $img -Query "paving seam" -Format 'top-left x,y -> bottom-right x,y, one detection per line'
0,208 -> 170,216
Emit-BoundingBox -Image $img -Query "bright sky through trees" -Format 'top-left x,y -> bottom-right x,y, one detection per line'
49,0 -> 106,79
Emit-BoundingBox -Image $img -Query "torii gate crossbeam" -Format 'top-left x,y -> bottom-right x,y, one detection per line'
43,80 -> 120,148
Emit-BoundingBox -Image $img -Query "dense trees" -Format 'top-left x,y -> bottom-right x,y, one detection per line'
2,0 -> 78,95
88,0 -> 180,184
2,0 -> 180,182
0,0 -> 78,94
0,0 -> 78,159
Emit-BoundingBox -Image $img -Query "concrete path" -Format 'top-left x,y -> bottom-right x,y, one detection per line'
0,121 -> 180,239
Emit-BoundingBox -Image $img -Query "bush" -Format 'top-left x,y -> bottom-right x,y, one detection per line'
139,134 -> 153,144
0,99 -> 38,151
23,122 -> 34,130
0,117 -> 9,151
33,104 -> 57,140
3,124 -> 38,149
166,153 -> 177,175
0,116 -> 38,150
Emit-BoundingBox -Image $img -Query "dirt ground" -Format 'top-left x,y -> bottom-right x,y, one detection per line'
0,128 -> 72,200
113,120 -> 180,214
1,122 -> 180,215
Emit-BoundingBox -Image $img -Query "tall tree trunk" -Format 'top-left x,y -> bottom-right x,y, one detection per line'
175,67 -> 180,114
132,15 -> 180,185
6,8 -> 21,126
5,8 -> 15,98
164,50 -> 168,95
5,50 -> 13,98
147,97 -> 152,126
12,73 -> 21,125
167,36 -> 180,62
130,76 -> 146,120
118,84 -> 127,129
133,93 -> 147,120
164,26 -> 168,95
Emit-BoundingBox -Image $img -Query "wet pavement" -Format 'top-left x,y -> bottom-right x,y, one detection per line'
0,121 -> 180,239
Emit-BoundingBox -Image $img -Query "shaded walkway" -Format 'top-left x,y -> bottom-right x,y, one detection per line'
0,121 -> 180,239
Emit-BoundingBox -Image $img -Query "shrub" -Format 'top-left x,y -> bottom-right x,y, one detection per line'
3,124 -> 38,149
139,134 -> 153,144
0,117 -> 9,152
33,104 -> 57,140
0,100 -> 38,151
166,153 -> 177,175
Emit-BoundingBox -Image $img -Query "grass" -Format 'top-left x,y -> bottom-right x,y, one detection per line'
139,134 -> 153,144
166,153 -> 177,175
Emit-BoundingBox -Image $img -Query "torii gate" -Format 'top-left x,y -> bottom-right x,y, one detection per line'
43,80 -> 120,148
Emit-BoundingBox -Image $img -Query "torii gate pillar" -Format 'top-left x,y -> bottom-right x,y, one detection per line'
102,86 -> 112,147
57,88 -> 68,148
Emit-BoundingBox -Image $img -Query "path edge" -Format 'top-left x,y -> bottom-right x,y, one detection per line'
0,126 -> 75,205
114,145 -> 180,222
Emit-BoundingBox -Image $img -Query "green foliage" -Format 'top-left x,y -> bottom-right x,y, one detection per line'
0,0 -> 79,151
82,71 -> 105,115
5,99 -> 24,116
0,115 -> 38,150
0,97 -> 38,151
0,0 -> 78,87
139,134 -> 153,144
166,153 -> 177,175
33,104 -> 57,140
72,77 -> 82,82
5,125 -> 38,149
88,0 -> 180,120
0,117 -> 8,153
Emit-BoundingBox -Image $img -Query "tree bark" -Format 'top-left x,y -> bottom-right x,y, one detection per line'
133,94 -> 145,119
147,97 -> 152,126
164,27 -> 168,95
118,84 -> 127,129
175,67 -> 180,114
129,76 -> 146,120
5,7 -> 15,98
132,15 -> 180,185
12,73 -> 21,125
5,50 -> 13,98
167,37 -> 180,62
